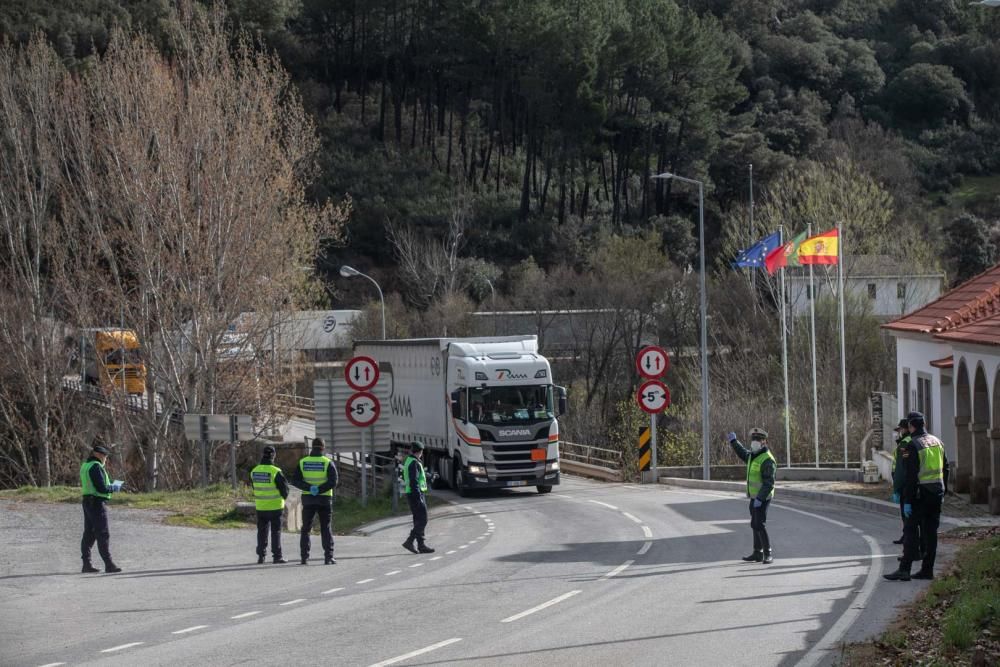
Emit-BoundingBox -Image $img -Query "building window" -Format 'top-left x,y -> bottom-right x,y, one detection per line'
897,282 -> 906,299
867,283 -> 877,299
917,374 -> 932,431
902,369 -> 911,414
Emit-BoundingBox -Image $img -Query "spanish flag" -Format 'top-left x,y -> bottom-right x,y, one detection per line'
797,228 -> 839,265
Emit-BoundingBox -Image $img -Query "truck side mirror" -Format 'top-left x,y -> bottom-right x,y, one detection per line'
450,390 -> 464,421
557,386 -> 567,416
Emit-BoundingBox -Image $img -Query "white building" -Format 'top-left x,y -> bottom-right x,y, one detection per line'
883,264 -> 1000,513
788,255 -> 944,318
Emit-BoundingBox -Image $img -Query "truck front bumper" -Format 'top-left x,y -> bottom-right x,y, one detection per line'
465,471 -> 560,489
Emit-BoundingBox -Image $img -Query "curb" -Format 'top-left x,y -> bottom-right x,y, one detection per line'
658,477 -> 968,527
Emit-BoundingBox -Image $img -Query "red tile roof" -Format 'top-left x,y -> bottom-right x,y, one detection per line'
934,313 -> 1000,347
929,355 -> 954,368
882,264 -> 1000,336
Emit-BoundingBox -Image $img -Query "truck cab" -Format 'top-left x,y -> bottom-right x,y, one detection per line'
446,340 -> 565,495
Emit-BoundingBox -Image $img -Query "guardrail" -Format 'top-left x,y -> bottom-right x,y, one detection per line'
276,393 -> 315,419
560,441 -> 622,482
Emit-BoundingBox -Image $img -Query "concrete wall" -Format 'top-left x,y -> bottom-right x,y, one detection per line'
789,275 -> 942,318
652,465 -> 862,482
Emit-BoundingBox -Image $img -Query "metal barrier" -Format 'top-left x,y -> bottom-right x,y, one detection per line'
560,441 -> 622,482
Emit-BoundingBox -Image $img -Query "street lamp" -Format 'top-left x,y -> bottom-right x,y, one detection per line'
652,171 -> 711,481
484,277 -> 497,335
340,265 -> 386,340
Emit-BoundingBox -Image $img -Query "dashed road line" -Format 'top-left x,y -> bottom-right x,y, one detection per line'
637,541 -> 652,556
37,663 -> 66,666
603,560 -> 635,579
279,599 -> 305,606
588,500 -> 619,510
429,556 -> 442,561
622,512 -> 642,524
356,578 -> 375,584
446,550 -> 457,555
641,525 -> 653,538
368,637 -> 463,667
322,587 -> 345,595
500,590 -> 582,623
409,563 -> 424,568
100,642 -> 144,653
458,545 -> 468,549
231,611 -> 261,619
385,570 -> 402,576
172,625 -> 207,635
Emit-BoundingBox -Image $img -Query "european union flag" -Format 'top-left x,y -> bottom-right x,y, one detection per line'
732,230 -> 782,269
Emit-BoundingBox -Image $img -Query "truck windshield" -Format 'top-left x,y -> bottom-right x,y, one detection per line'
104,348 -> 143,365
469,386 -> 552,425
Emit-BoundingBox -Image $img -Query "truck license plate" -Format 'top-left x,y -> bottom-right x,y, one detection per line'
506,480 -> 526,487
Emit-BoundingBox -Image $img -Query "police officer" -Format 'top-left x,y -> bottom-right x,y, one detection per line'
250,445 -> 289,564
80,441 -> 123,573
292,437 -> 338,565
727,428 -> 776,564
401,441 -> 434,554
885,411 -> 949,581
891,419 -> 915,548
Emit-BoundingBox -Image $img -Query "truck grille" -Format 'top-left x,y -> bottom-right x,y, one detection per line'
483,442 -> 545,478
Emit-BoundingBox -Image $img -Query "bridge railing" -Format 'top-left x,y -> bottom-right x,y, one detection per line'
560,441 -> 622,481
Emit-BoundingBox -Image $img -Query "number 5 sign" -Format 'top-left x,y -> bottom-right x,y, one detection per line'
636,380 -> 671,414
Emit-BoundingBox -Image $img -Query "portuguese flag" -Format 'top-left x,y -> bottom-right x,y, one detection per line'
798,228 -> 839,265
764,230 -> 808,275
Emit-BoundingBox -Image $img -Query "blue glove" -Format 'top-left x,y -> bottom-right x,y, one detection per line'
309,485 -> 319,496
752,498 -> 763,509
891,492 -> 900,504
903,503 -> 912,518
727,432 -> 737,442
110,480 -> 124,493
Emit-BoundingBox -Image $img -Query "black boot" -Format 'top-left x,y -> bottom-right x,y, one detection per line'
257,555 -> 265,564
742,551 -> 763,562
883,569 -> 911,581
418,543 -> 435,554
912,570 -> 934,580
324,556 -> 337,565
272,557 -> 288,564
762,552 -> 773,564
82,562 -> 99,573
300,557 -> 308,565
402,538 -> 418,554
104,563 -> 122,574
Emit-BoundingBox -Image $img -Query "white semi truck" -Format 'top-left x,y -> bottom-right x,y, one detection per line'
354,336 -> 566,495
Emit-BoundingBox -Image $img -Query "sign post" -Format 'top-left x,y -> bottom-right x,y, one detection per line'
636,346 -> 671,483
344,356 -> 381,506
182,414 -> 254,488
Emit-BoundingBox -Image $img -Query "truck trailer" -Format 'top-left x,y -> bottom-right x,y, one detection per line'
355,336 -> 566,495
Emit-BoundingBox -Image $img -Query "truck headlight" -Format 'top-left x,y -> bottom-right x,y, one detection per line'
546,462 -> 560,472
468,464 -> 486,476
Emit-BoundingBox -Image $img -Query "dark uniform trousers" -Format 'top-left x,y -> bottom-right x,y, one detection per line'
749,499 -> 771,554
256,509 -> 284,559
408,493 -> 428,542
903,490 -> 942,571
81,497 -> 112,564
300,502 -> 334,559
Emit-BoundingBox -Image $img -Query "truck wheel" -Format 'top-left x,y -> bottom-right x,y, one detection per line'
536,485 -> 553,494
453,460 -> 469,498
430,455 -> 448,490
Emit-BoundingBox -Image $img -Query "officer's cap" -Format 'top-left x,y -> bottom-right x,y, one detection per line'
262,445 -> 276,458
896,418 -> 910,430
749,427 -> 768,440
906,411 -> 925,426
410,441 -> 424,452
92,444 -> 110,455
311,437 -> 326,451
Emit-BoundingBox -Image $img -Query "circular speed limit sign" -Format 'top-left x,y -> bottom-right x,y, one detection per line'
345,391 -> 381,427
636,345 -> 669,379
636,380 -> 671,414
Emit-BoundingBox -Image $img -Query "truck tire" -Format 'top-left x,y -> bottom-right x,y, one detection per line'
452,459 -> 469,498
536,485 -> 553,494
430,455 -> 448,490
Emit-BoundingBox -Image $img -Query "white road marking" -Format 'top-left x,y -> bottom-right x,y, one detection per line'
622,512 -> 643,524
231,611 -> 261,619
172,625 -> 207,635
37,663 -> 66,666
408,563 -> 424,568
429,556 -> 442,561
641,525 -> 653,538
458,545 -> 469,549
356,578 -> 375,584
603,560 -> 635,579
368,638 -> 463,667
322,587 -> 345,594
446,550 -> 457,554
851,528 -> 863,534
279,598 -> 305,606
384,570 -> 402,576
501,590 -> 582,623
636,541 -> 652,556
769,504 -> 883,667
588,500 -> 619,510
100,642 -> 144,653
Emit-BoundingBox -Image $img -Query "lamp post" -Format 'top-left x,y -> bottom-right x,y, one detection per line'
652,172 -> 711,481
340,265 -> 386,340
484,277 -> 497,335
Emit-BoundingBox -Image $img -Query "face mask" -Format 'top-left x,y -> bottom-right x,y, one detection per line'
750,440 -> 763,453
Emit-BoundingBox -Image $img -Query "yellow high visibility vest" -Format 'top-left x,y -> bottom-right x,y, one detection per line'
251,464 -> 285,511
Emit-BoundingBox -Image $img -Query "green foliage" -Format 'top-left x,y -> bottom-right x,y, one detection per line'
885,64 -> 972,130
944,213 -> 998,285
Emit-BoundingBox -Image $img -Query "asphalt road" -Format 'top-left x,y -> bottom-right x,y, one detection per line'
0,477 -> 937,667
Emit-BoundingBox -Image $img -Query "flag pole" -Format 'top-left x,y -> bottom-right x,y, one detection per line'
749,164 -> 755,300
779,225 -> 791,469
838,221 -> 849,469
808,224 -> 820,469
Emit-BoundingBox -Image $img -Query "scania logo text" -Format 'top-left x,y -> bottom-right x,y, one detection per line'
498,428 -> 532,438
496,368 -> 528,380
